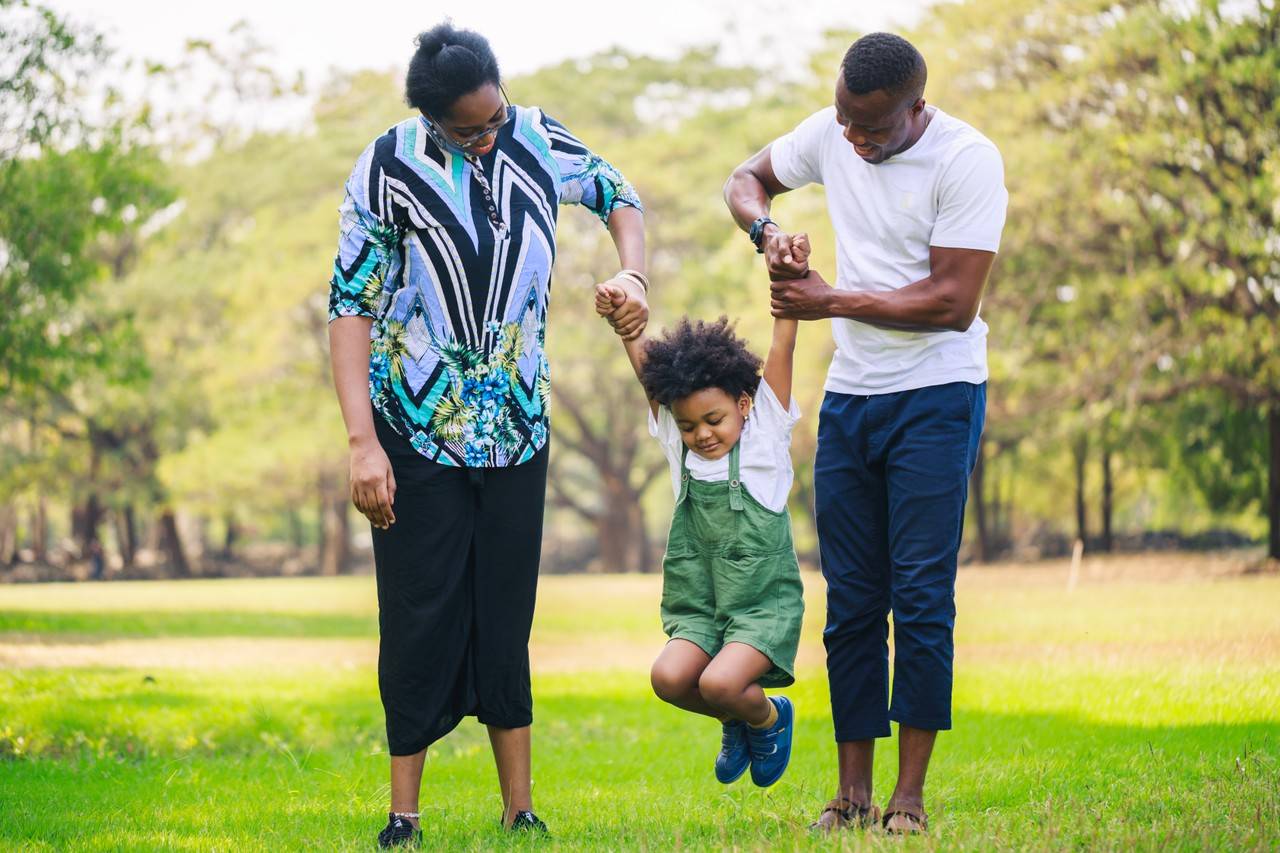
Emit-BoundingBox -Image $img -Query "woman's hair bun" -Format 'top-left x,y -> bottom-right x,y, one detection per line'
405,21 -> 501,118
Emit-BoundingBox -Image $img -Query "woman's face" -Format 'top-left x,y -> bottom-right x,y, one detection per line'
436,83 -> 506,155
670,388 -> 751,461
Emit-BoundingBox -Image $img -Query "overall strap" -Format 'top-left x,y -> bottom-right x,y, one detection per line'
676,444 -> 690,505
727,441 -> 744,512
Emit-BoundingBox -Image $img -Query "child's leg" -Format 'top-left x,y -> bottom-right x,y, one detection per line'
650,639 -> 721,718
697,642 -> 775,725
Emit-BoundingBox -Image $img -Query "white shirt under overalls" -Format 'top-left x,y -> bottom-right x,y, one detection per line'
648,378 -> 801,513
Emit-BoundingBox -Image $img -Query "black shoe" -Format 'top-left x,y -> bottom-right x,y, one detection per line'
377,812 -> 421,848
507,810 -> 548,835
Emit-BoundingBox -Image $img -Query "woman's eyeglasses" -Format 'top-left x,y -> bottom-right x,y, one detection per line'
428,85 -> 512,151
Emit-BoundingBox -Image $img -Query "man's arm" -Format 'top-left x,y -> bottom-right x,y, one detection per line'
769,246 -> 997,333
724,145 -> 809,279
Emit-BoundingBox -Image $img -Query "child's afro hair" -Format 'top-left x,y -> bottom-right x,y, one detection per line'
640,317 -> 762,407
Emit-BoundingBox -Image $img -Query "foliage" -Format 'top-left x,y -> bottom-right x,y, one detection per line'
2,0 -> 1278,570
0,1 -> 172,396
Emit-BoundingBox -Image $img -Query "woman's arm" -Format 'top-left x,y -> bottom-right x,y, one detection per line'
329,317 -> 396,529
540,112 -> 649,340
601,205 -> 648,341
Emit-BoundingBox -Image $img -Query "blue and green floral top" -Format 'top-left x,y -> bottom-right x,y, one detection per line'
329,107 -> 641,467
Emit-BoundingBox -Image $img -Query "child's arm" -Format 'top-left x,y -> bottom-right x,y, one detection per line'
762,233 -> 807,408
762,317 -> 799,410
596,283 -> 659,418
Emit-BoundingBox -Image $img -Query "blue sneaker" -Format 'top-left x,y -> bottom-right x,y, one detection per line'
715,719 -> 750,784
747,696 -> 794,787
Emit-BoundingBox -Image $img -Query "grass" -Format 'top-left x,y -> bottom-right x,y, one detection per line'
1,557 -> 1277,851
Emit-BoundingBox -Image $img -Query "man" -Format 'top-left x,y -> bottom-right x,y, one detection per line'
724,32 -> 1007,833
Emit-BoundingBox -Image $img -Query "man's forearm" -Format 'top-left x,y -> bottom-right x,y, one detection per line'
827,277 -> 975,333
723,169 -> 773,232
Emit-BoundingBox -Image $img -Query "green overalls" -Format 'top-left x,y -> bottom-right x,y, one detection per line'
659,441 -> 805,687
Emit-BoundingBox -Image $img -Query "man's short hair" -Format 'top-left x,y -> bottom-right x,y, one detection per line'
840,32 -> 927,106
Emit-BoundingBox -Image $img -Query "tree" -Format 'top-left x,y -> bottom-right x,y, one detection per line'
1,1 -> 174,575
1055,0 -> 1280,557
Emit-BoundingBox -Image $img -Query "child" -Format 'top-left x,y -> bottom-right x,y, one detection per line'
595,266 -> 806,788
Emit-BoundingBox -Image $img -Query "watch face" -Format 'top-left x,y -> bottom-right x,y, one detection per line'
751,217 -> 771,246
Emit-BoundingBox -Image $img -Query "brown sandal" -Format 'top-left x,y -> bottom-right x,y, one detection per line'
881,806 -> 928,834
810,798 -> 881,833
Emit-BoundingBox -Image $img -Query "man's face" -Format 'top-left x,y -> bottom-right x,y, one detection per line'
833,78 -> 924,164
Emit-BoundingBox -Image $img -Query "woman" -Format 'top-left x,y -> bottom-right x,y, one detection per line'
327,22 -> 647,847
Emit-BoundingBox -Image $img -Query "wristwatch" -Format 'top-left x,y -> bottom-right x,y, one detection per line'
749,216 -> 776,253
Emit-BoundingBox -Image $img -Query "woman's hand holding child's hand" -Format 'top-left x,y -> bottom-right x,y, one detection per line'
595,280 -> 647,341
595,275 -> 648,341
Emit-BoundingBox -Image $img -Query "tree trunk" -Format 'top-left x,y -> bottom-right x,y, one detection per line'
191,516 -> 209,560
31,497 -> 47,563
118,505 -> 137,569
158,510 -> 191,577
1073,437 -> 1088,550
971,439 -> 990,563
318,474 -> 350,576
635,500 -> 653,574
222,514 -> 239,561
77,441 -> 104,559
1100,445 -> 1114,553
71,495 -> 105,558
593,475 -> 649,573
0,504 -> 16,567
595,480 -> 630,573
990,452 -> 1005,547
287,509 -> 304,550
70,504 -> 86,555
1269,405 -> 1279,561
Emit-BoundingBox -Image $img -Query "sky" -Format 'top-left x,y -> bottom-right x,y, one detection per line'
47,0 -> 931,85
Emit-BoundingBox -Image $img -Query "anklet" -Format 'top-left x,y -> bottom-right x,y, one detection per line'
392,811 -> 420,819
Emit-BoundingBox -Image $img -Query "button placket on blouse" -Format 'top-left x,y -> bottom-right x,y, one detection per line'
465,153 -> 506,233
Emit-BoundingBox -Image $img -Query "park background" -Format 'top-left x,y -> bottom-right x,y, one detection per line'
1,0 -> 1277,849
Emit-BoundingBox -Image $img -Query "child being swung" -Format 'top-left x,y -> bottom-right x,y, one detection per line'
594,237 -> 810,787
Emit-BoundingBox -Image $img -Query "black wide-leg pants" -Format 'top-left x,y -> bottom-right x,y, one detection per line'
371,414 -> 549,756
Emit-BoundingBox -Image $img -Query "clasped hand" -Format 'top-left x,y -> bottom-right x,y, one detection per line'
594,275 -> 649,340
765,231 -> 833,320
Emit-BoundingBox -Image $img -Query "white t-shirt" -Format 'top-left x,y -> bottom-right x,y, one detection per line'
770,106 -> 1008,396
649,378 -> 801,513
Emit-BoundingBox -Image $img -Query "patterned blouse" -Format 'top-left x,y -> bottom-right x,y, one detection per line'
329,107 -> 642,467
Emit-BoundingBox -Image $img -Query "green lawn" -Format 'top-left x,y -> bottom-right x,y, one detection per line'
1,559 -> 1277,851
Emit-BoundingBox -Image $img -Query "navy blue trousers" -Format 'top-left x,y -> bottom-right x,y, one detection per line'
815,381 -> 985,741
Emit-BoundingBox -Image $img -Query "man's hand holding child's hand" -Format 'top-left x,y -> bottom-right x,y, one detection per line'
769,233 -> 834,320
764,229 -> 812,279
787,233 -> 811,274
